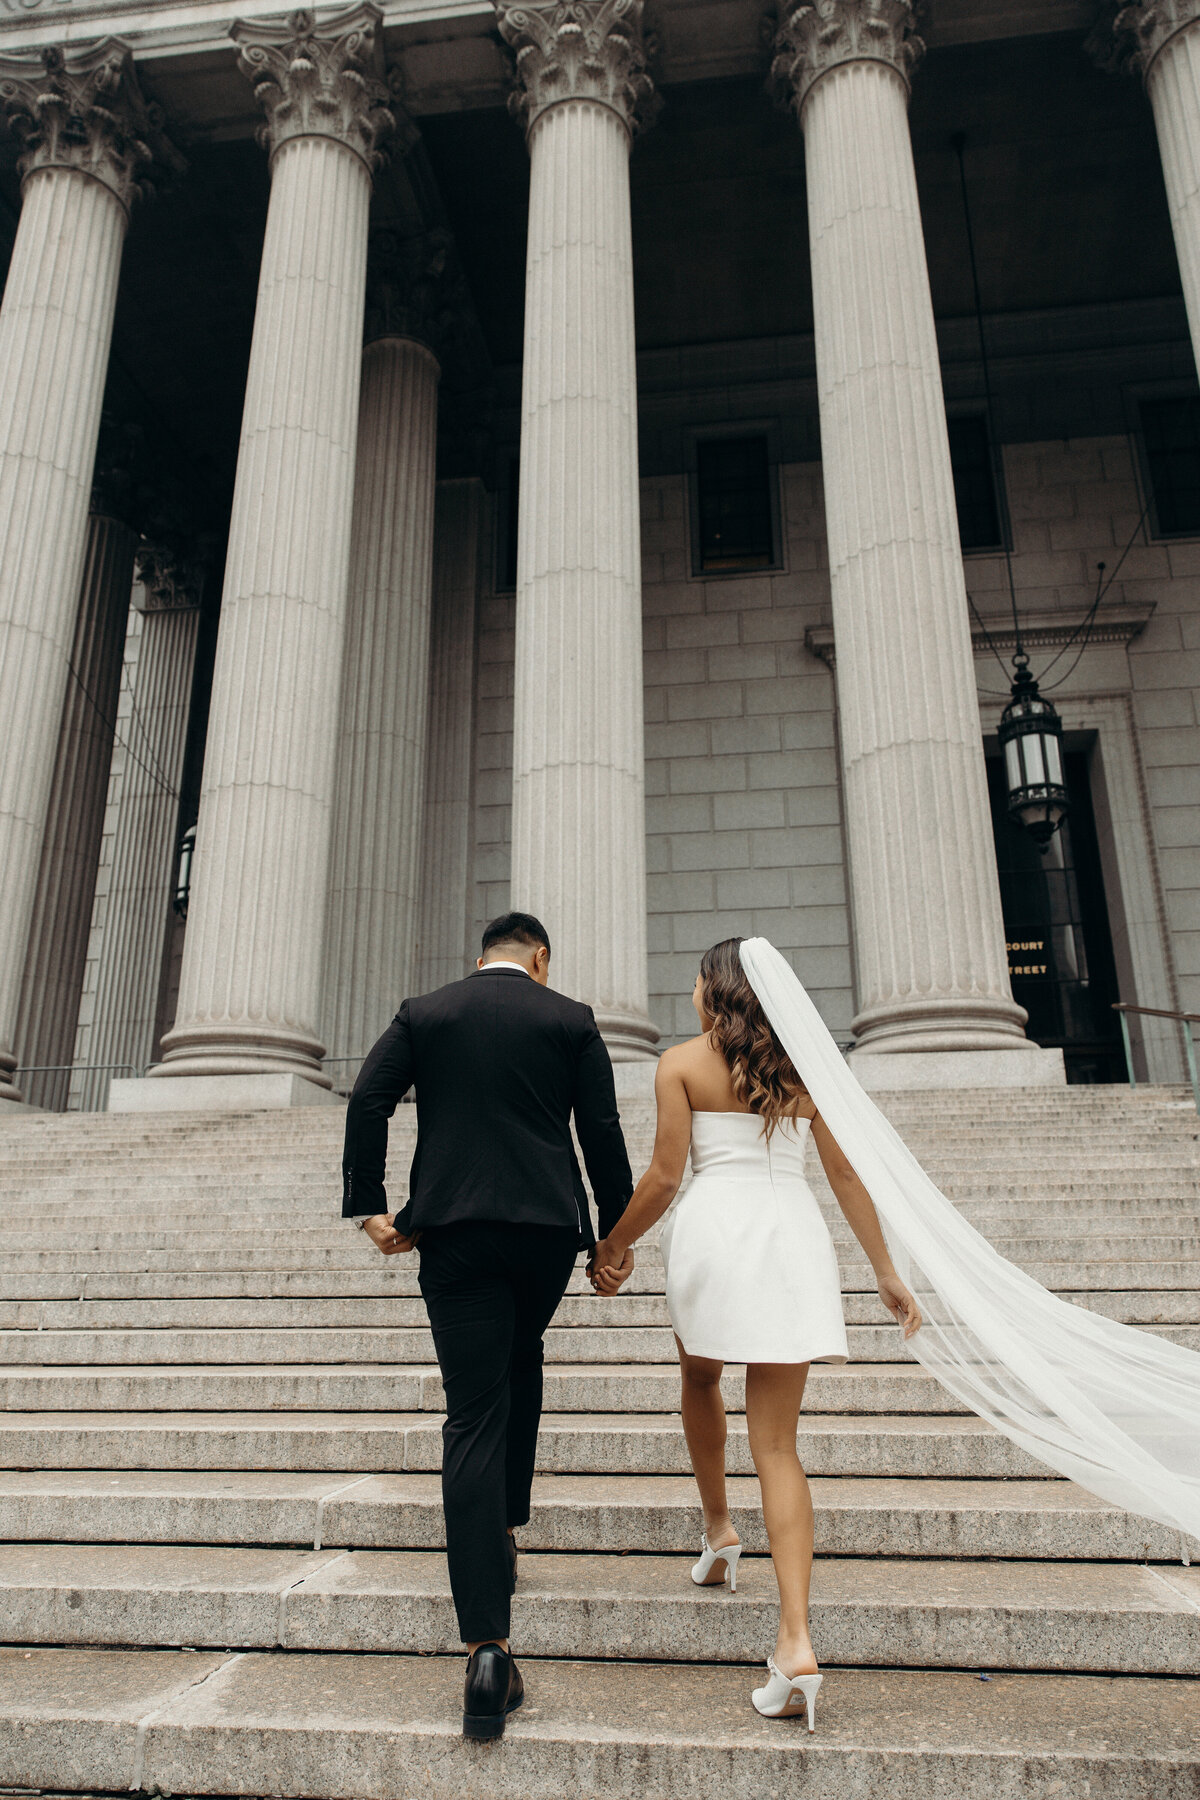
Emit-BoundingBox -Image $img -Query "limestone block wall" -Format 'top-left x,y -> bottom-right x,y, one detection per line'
966,435 -> 1200,1019
466,430 -> 1200,1048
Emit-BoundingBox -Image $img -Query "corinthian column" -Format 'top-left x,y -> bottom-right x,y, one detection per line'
497,0 -> 658,1060
774,0 -> 1047,1075
0,42 -> 175,1108
141,4 -> 393,1108
1112,0 -> 1200,375
322,231 -> 444,1062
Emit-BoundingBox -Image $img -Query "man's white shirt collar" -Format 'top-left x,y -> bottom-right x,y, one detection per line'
476,959 -> 531,976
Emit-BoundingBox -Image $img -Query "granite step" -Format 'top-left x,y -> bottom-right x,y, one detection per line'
0,1361 -> 965,1415
0,1647 -> 1196,1799
0,1470 -> 1188,1561
3,1320 -> 1195,1366
0,1410 -> 1051,1477
1,1280 -> 1196,1323
2,1543 -> 1197,1674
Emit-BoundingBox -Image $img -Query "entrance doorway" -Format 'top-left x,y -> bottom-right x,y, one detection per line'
986,748 -> 1125,1083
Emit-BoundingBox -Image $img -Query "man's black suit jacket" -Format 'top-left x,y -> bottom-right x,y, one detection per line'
341,968 -> 634,1248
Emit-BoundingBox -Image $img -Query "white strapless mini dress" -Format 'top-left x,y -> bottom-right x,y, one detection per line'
659,1111 -> 849,1365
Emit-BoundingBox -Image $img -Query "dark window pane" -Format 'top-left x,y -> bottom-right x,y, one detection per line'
947,414 -> 1002,551
1141,395 -> 1200,535
696,436 -> 774,571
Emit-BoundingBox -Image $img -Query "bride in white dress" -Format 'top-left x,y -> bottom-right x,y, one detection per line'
589,937 -> 921,1727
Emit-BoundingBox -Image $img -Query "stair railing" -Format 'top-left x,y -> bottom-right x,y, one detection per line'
1112,1003 -> 1200,1115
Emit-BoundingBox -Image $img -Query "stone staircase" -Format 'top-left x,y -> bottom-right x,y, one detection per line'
0,1086 -> 1199,1797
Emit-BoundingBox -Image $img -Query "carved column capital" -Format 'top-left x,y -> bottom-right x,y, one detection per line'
495,0 -> 657,139
772,0 -> 924,117
136,543 -> 205,613
1105,0 -> 1200,78
231,3 -> 394,172
0,38 -> 182,212
363,226 -> 464,356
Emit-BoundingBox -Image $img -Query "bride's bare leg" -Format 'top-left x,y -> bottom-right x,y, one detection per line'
745,1361 -> 817,1674
675,1335 -> 738,1560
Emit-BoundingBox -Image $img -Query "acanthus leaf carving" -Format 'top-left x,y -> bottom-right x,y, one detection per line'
772,0 -> 924,116
495,0 -> 657,138
1102,0 -> 1200,78
232,3 -> 394,171
0,37 -> 183,210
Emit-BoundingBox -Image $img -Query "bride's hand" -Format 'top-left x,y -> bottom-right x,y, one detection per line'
588,1239 -> 635,1295
878,1270 -> 922,1338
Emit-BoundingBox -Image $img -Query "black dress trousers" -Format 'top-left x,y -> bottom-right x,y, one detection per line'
417,1219 -> 580,1644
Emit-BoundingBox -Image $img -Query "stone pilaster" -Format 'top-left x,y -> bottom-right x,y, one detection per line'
415,478 -> 486,994
774,0 -> 1039,1065
14,505 -> 139,1107
144,4 -> 392,1104
322,230 -> 443,1062
1111,0 -> 1200,382
75,571 -> 201,1101
0,41 -> 174,1107
497,0 -> 658,1059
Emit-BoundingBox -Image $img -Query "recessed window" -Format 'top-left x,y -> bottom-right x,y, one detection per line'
948,413 -> 1004,552
1139,395 -> 1200,536
695,435 -> 776,573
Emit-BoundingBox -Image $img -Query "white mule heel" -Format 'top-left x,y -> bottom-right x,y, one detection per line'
690,1536 -> 743,1592
751,1658 -> 822,1729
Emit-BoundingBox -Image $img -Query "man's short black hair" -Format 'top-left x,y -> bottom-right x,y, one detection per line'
481,911 -> 551,958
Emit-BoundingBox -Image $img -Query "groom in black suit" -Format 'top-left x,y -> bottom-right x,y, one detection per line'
341,911 -> 634,1738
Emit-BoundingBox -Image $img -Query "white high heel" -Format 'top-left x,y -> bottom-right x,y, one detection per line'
690,1535 -> 743,1592
751,1658 -> 822,1729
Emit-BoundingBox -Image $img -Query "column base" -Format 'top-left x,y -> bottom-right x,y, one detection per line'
0,1091 -> 43,1116
847,1046 -> 1067,1091
596,1008 -> 660,1065
108,1073 -> 345,1114
612,1061 -> 658,1101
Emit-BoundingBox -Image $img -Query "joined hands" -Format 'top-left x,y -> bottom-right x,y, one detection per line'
588,1238 -> 635,1296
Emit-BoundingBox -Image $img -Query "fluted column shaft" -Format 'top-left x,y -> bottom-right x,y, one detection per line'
15,510 -> 137,1097
782,29 -> 1026,1052
510,96 -> 655,1056
1136,11 -> 1200,374
157,133 -> 372,1084
322,334 -> 439,1058
416,477 -> 485,992
0,167 -> 128,1103
76,596 -> 200,1090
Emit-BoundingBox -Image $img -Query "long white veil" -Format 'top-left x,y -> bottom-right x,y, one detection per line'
739,936 -> 1200,1550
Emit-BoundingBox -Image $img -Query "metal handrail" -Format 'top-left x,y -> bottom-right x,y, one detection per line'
1112,1004 -> 1200,1115
12,1064 -> 144,1114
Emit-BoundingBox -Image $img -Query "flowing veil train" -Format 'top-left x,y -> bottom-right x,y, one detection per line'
739,937 -> 1200,1550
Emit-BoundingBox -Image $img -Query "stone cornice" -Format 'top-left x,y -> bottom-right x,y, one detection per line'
232,2 -> 394,172
772,0 -> 924,117
495,0 -> 657,140
0,37 -> 182,210
1105,0 -> 1200,79
805,603 -> 1156,670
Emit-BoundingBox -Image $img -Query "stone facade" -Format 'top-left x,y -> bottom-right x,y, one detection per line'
0,0 -> 1198,1107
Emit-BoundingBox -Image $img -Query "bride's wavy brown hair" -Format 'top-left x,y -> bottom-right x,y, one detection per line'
699,937 -> 808,1137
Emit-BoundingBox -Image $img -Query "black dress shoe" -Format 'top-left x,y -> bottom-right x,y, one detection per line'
508,1533 -> 518,1592
463,1644 -> 524,1740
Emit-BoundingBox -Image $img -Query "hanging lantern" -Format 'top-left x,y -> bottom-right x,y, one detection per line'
998,666 -> 1069,849
173,824 -> 196,918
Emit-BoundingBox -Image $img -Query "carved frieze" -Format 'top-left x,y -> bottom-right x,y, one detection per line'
772,0 -> 924,116
495,0 -> 656,138
0,37 -> 181,209
232,3 -> 394,171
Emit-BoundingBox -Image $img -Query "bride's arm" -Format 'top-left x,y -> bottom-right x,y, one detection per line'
590,1051 -> 692,1295
810,1112 -> 922,1338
